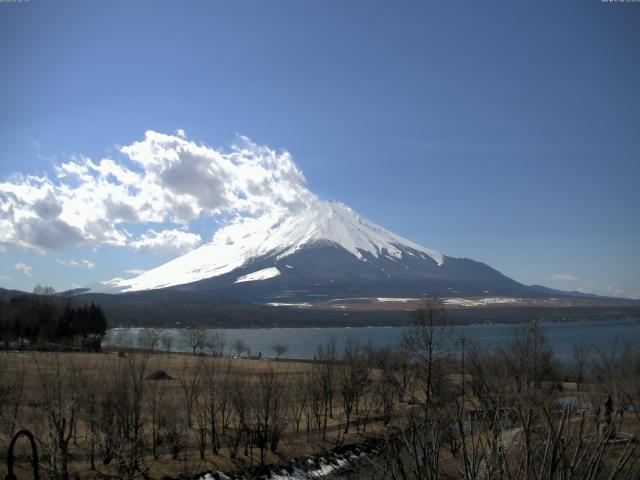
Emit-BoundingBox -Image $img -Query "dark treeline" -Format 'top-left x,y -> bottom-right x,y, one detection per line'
0,285 -> 107,351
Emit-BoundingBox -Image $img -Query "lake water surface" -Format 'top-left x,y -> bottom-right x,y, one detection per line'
104,317 -> 640,361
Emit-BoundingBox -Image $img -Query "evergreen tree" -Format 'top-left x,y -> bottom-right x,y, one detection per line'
1,292 -> 108,351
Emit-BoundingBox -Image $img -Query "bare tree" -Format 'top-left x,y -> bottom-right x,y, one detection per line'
593,341 -> 640,423
31,353 -> 81,480
317,339 -> 337,433
251,366 -> 288,465
337,338 -> 370,433
382,298 -> 454,480
146,373 -> 166,460
177,358 -> 201,428
98,353 -> 150,479
305,366 -> 326,437
193,373 -> 208,460
371,346 -> 400,425
217,359 -> 234,434
289,371 -> 308,434
206,331 -> 226,356
233,338 -> 249,357
229,372 -> 250,459
272,343 -> 288,360
33,284 -> 56,296
0,352 -> 25,441
180,328 -> 208,355
572,340 -> 591,384
161,333 -> 173,356
78,361 -> 104,470
138,328 -> 161,353
200,356 -> 221,454
160,397 -> 185,460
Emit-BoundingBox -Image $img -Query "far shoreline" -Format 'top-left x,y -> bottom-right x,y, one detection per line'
105,304 -> 640,329
108,314 -> 640,331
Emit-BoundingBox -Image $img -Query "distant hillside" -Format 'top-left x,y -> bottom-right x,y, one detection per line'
3,287 -> 638,328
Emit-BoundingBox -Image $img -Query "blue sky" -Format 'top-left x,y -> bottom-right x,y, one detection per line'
1,0 -> 639,298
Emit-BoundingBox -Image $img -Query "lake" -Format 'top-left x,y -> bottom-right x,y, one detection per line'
103,317 -> 640,361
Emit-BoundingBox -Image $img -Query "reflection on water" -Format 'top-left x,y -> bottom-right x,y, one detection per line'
103,317 -> 640,360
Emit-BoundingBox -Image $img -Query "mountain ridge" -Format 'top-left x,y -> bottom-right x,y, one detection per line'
97,200 -> 445,293
84,199 -> 634,305
2,197 -> 628,327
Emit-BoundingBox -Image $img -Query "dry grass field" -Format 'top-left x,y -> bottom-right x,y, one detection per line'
1,314 -> 638,480
0,349 -> 400,480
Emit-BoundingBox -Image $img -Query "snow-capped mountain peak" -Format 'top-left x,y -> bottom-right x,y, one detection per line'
101,199 -> 444,293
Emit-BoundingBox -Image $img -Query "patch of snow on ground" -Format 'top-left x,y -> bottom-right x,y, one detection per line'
376,297 -> 421,302
444,297 -> 521,307
199,460 -> 350,480
266,302 -> 312,307
200,473 -> 231,480
235,267 -> 281,283
329,297 -> 372,302
309,463 -> 338,477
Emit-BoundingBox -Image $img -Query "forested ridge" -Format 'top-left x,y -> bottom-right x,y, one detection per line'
0,286 -> 107,350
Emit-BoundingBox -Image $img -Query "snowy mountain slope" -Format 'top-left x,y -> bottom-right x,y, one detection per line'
165,243 -> 527,301
89,197 -> 547,302
235,267 -> 281,283
100,200 -> 445,293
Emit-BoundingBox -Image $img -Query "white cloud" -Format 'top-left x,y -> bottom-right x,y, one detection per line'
57,259 -> 78,267
130,229 -> 202,255
82,260 -> 95,269
567,282 -> 639,300
0,274 -> 13,283
576,286 -> 597,295
606,286 -> 640,300
15,262 -> 33,277
125,269 -> 147,276
0,131 -> 313,254
545,274 -> 579,283
57,258 -> 95,269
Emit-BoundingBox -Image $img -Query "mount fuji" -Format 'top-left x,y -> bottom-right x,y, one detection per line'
93,199 -> 532,302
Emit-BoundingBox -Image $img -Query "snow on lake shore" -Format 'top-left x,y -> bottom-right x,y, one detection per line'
443,297 -> 521,307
